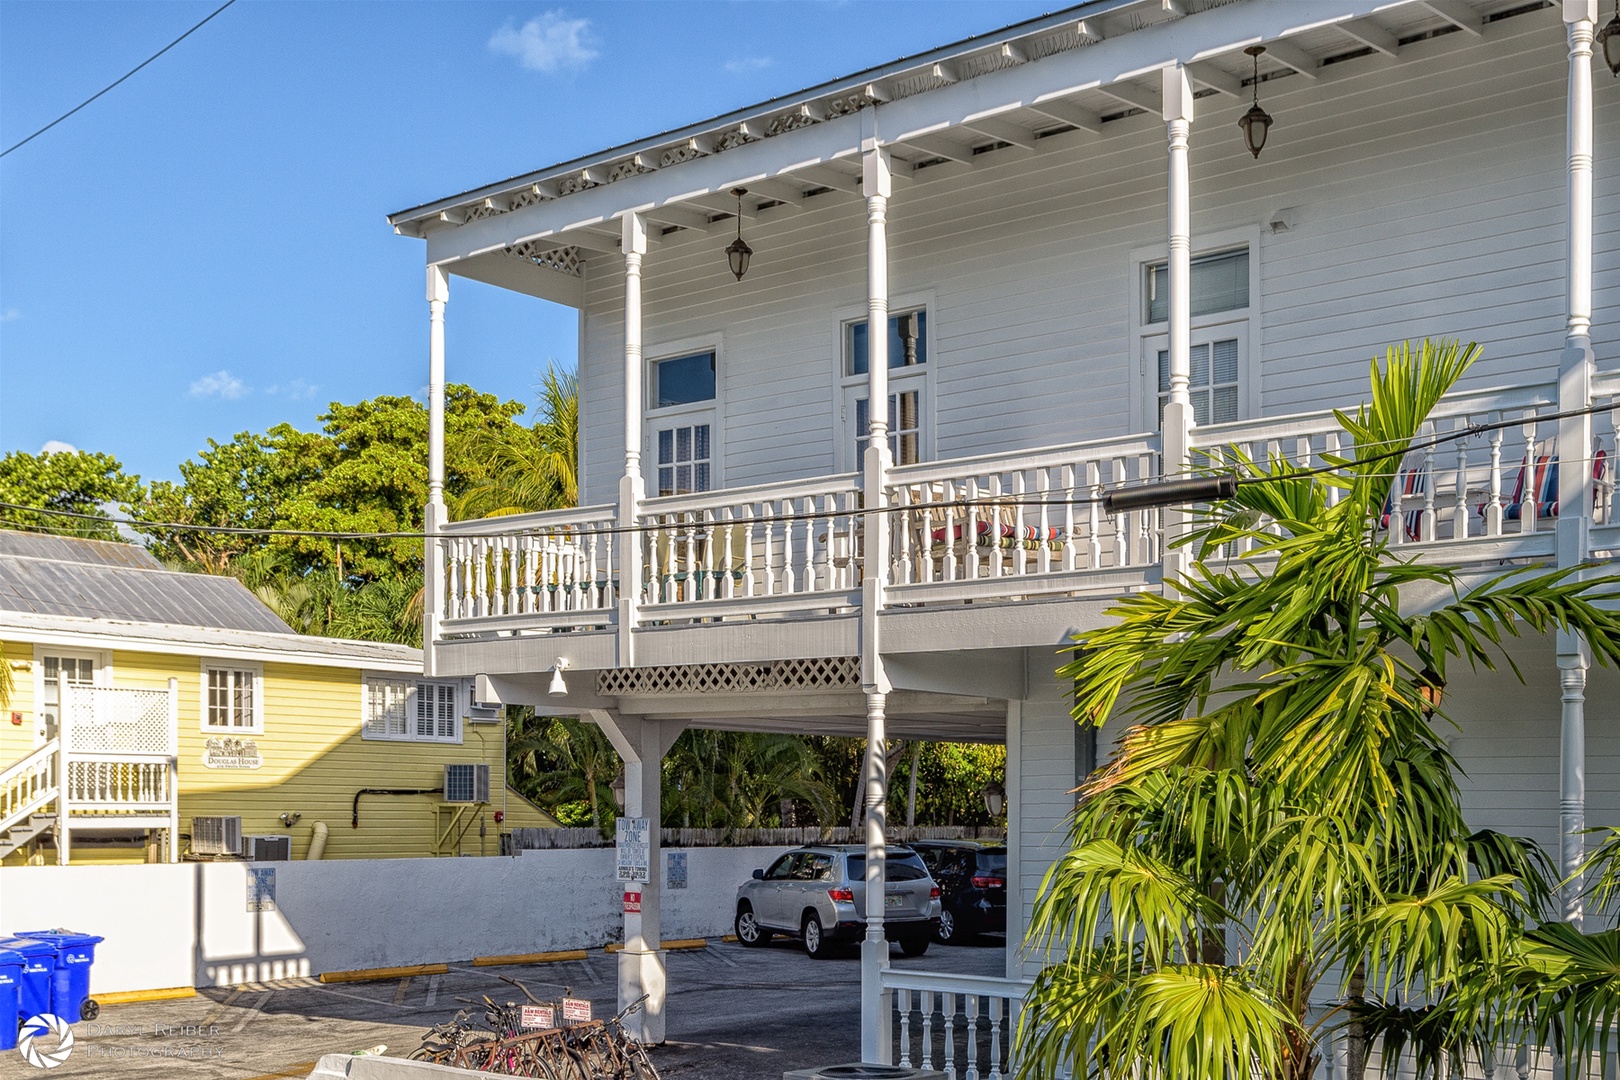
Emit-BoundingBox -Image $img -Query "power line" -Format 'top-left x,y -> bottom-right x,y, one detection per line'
0,399 -> 1613,542
1,0 -> 238,159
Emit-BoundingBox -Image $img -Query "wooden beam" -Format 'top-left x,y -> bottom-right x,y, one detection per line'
1187,61 -> 1243,98
579,166 -> 612,186
641,205 -> 713,233
961,116 -> 1038,149
1096,79 -> 1160,113
862,81 -> 894,103
930,62 -> 960,84
998,42 -> 1029,65
1420,0 -> 1483,36
556,229 -> 621,255
1027,98 -> 1104,134
629,153 -> 661,172
787,164 -> 863,194
1262,39 -> 1321,79
438,209 -> 467,226
1074,17 -> 1108,41
1335,16 -> 1399,56
749,177 -> 811,206
899,132 -> 979,165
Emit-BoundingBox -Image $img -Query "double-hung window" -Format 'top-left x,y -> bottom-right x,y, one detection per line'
842,308 -> 929,469
364,678 -> 461,743
203,664 -> 261,733
1139,246 -> 1253,429
647,349 -> 717,497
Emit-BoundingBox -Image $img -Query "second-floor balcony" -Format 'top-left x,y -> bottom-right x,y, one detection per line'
428,373 -> 1620,664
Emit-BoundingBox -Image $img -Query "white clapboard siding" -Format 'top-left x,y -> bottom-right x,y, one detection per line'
576,6 -> 1587,506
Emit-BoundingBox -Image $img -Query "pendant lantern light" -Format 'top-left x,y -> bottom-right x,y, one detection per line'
1600,0 -> 1620,76
1238,45 -> 1274,160
725,187 -> 753,281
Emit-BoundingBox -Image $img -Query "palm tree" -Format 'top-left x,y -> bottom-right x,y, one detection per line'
663,730 -> 838,829
456,365 -> 579,519
1020,341 -> 1620,1080
509,714 -> 621,836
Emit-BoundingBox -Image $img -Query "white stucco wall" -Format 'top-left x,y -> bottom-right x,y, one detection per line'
0,846 -> 791,994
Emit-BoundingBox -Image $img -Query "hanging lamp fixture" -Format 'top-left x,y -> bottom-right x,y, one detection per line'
1599,0 -> 1620,76
725,188 -> 753,281
1238,45 -> 1274,159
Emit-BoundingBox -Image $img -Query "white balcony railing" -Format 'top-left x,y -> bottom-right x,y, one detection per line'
882,970 -> 1031,1079
428,382 -> 1620,642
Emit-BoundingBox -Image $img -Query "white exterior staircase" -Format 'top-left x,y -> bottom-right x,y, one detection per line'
0,679 -> 179,863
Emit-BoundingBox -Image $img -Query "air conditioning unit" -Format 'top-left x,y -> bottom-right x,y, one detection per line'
444,763 -> 490,804
192,816 -> 242,856
248,835 -> 291,862
465,701 -> 502,725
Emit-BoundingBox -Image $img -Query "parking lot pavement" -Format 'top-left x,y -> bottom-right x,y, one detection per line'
0,935 -> 1008,1080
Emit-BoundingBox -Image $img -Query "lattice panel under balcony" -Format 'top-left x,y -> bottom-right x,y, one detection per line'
597,656 -> 860,697
64,686 -> 174,754
505,242 -> 583,277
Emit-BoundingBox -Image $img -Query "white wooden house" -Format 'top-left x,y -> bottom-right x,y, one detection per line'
388,0 -> 1620,1068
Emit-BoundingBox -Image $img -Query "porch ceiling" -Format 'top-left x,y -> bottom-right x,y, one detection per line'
393,0 -> 1541,277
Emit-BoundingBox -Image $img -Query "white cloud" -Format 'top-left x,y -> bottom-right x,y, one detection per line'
489,11 -> 598,74
0,308 -> 19,323
724,57 -> 773,74
264,378 -> 319,400
189,370 -> 248,400
39,440 -> 78,455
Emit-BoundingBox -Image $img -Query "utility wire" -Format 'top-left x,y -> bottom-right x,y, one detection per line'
1,400 -> 1615,542
1,0 -> 238,159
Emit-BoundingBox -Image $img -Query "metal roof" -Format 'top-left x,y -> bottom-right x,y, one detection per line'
0,530 -> 296,635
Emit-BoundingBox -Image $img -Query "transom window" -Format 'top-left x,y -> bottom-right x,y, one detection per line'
364,678 -> 461,743
845,310 -> 927,376
205,666 -> 260,732
650,351 -> 715,409
656,423 -> 712,497
1143,249 -> 1249,325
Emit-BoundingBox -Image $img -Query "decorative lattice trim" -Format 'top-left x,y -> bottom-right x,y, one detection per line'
504,242 -> 583,277
597,656 -> 860,697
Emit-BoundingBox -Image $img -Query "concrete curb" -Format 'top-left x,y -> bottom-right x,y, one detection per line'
470,949 -> 588,967
319,964 -> 449,984
603,938 -> 708,953
94,986 -> 198,1005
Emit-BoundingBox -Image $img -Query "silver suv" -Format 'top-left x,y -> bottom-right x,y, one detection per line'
733,845 -> 941,958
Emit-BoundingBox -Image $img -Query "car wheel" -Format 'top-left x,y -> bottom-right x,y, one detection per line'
936,909 -> 956,944
899,934 -> 930,957
735,902 -> 771,947
802,912 -> 829,959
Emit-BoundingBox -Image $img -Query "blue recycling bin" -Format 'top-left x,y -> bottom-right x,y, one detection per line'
0,937 -> 55,1028
0,948 -> 23,1051
15,931 -> 104,1024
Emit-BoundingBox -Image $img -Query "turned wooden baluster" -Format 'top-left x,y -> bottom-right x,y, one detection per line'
896,988 -> 912,1068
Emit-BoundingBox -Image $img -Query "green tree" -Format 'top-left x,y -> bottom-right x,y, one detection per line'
143,431 -> 290,572
508,714 -> 622,836
0,448 -> 143,540
1020,341 -> 1620,1080
456,365 -> 579,518
662,729 -> 838,829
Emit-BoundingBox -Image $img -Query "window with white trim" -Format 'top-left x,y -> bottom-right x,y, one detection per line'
204,666 -> 261,733
364,678 -> 462,743
841,308 -> 928,468
1139,246 -> 1253,429
647,349 -> 717,497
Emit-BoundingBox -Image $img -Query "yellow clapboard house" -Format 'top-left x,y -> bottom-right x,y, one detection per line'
0,530 -> 556,866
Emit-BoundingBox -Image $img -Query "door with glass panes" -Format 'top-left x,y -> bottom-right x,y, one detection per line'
842,308 -> 928,469
1145,324 -> 1249,428
37,653 -> 97,745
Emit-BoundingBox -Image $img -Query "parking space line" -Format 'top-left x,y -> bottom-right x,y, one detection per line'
425,974 -> 440,1008
393,977 -> 412,1005
200,987 -> 243,1027
232,991 -> 271,1034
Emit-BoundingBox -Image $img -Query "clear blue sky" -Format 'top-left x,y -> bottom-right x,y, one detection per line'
0,0 -> 1053,484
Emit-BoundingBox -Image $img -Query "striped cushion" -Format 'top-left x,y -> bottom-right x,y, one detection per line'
929,520 -> 1062,547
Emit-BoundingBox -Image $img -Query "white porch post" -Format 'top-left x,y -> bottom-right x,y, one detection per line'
423,264 -> 450,674
1558,0 -> 1597,925
1160,64 -> 1196,584
56,674 -> 70,866
166,677 -> 180,863
861,135 -> 896,1066
590,710 -> 683,1045
619,213 -> 649,668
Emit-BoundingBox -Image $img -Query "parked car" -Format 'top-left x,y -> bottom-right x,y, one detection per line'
908,840 -> 1008,944
733,845 -> 941,959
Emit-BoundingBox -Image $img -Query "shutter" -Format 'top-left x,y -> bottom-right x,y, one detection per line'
436,684 -> 456,739
366,680 -> 409,738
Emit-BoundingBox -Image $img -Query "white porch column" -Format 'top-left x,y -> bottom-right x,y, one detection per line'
860,134 -> 896,1066
591,710 -> 683,1044
618,213 -> 649,668
423,264 -> 450,671
1559,0 -> 1598,924
56,674 -> 71,865
166,677 -> 180,863
1160,64 -> 1196,584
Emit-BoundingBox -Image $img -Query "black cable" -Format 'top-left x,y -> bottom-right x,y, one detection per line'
1,0 -> 239,159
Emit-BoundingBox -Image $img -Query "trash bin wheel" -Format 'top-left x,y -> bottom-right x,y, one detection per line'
80,999 -> 99,1021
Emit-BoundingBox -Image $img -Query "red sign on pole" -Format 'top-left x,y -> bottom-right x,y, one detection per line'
623,891 -> 642,913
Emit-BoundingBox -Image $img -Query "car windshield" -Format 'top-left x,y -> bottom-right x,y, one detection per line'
976,848 -> 1008,873
845,852 -> 929,882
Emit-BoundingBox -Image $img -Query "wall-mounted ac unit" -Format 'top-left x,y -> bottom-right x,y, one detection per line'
444,763 -> 490,804
248,835 -> 291,862
465,701 -> 502,725
192,815 -> 242,856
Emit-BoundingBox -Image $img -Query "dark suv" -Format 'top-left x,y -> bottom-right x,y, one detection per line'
909,840 -> 1008,943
